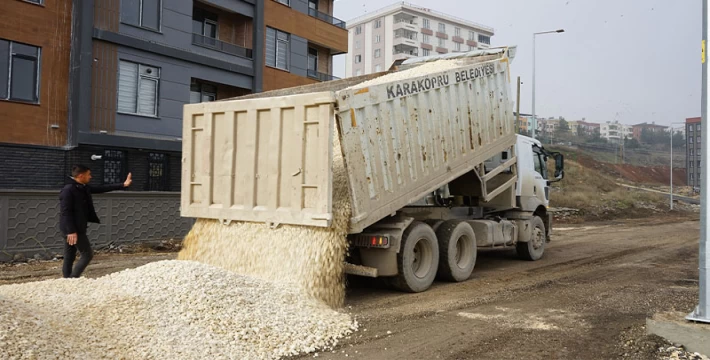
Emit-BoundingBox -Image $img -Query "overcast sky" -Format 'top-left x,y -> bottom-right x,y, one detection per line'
331,0 -> 701,126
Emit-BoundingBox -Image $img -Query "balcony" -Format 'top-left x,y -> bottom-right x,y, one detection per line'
394,46 -> 418,61
308,8 -> 346,28
394,30 -> 418,48
192,33 -> 253,58
394,20 -> 418,33
307,69 -> 339,82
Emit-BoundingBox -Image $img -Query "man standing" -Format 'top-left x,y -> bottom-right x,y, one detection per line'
59,165 -> 132,278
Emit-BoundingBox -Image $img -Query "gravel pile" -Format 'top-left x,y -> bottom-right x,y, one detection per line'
179,126 -> 352,308
0,260 -> 357,360
658,346 -> 709,360
346,59 -> 465,90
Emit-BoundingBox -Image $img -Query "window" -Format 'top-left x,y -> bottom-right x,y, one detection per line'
23,0 -> 44,3
0,39 -> 41,103
375,64 -> 382,72
355,26 -> 362,35
533,150 -> 548,179
375,19 -> 382,28
455,42 -> 461,52
375,35 -> 381,43
307,47 -> 319,74
354,55 -> 362,63
690,161 -> 694,168
691,148 -> 695,156
698,124 -> 702,131
355,69 -> 362,76
275,0 -> 290,5
308,0 -> 317,11
690,136 -> 694,144
423,18 -> 430,29
190,79 -> 216,104
355,40 -> 360,49
423,34 -> 430,44
423,48 -> 430,56
438,38 -> 446,47
699,160 -> 702,168
691,173 -> 695,181
266,27 -> 290,70
192,8 -> 218,39
690,124 -> 695,132
468,45 -> 475,51
103,150 -> 126,185
455,27 -> 461,37
438,23 -> 446,33
478,34 -> 491,45
148,153 -> 170,191
121,0 -> 162,31
118,60 -> 160,117
374,49 -> 381,58
469,31 -> 475,41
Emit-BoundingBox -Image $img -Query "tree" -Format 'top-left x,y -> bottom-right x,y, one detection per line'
624,137 -> 641,149
556,119 -> 570,136
671,130 -> 685,149
589,128 -> 606,143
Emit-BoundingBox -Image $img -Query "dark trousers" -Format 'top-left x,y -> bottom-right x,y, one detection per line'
63,233 -> 93,278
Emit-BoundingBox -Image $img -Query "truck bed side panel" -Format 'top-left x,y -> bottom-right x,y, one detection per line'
337,59 -> 515,233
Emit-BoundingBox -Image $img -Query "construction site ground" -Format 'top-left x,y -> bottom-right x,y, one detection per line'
2,214 -> 702,360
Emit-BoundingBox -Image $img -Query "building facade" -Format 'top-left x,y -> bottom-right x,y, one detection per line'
0,0 -> 347,191
0,0 -> 347,258
345,2 -> 494,77
569,120 -> 600,137
600,121 -> 632,144
687,117 -> 701,188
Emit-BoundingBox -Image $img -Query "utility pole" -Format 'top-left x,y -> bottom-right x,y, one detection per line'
687,0 -> 710,323
516,76 -> 521,135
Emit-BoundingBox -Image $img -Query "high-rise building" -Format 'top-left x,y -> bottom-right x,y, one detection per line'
686,117 -> 702,188
345,2 -> 494,77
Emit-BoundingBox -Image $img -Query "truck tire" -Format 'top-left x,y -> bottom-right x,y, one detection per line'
390,222 -> 440,293
516,216 -> 546,261
424,219 -> 444,232
436,220 -> 477,282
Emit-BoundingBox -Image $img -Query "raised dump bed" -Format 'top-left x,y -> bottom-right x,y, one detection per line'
181,47 -> 517,234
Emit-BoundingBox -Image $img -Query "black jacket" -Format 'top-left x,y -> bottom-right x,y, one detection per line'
59,177 -> 124,235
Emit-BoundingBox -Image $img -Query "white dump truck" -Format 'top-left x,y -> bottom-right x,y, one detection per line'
180,46 -> 564,293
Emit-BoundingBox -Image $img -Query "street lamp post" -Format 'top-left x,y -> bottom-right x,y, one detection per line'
669,122 -> 685,211
532,29 -> 564,140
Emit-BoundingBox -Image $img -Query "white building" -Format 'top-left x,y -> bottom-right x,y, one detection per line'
345,2 -> 494,77
600,121 -> 632,143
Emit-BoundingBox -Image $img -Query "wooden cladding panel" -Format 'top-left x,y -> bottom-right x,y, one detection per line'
265,0 -> 347,54
91,41 -> 118,132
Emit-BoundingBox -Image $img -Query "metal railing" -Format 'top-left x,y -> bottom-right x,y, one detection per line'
308,8 -> 346,29
393,49 -> 419,56
307,69 -> 340,82
192,33 -> 253,59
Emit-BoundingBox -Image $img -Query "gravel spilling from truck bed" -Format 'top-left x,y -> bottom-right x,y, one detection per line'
178,127 -> 352,308
0,260 -> 357,360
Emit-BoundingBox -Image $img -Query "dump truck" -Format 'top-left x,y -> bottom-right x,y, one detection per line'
180,46 -> 564,293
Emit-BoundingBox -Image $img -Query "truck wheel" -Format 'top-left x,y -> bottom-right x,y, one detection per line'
391,222 -> 439,293
516,216 -> 546,261
436,220 -> 477,282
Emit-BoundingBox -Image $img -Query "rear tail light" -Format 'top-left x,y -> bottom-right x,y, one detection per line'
352,235 -> 390,248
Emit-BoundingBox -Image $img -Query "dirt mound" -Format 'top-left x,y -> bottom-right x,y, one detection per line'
556,149 -> 686,186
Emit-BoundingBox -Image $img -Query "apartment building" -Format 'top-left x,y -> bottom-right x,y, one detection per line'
346,2 -> 494,77
568,120 -> 600,137
631,122 -> 668,142
600,121 -> 632,144
687,117 -> 702,188
0,0 -> 347,191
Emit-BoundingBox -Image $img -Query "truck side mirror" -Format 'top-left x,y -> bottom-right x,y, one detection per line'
552,153 -> 564,182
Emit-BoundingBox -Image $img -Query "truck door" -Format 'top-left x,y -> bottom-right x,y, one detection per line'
532,147 -> 550,207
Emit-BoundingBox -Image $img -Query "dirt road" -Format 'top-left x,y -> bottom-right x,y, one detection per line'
314,216 -> 701,360
1,216 -> 702,359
